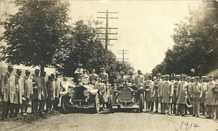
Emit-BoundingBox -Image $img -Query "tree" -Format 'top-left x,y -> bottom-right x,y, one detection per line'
152,0 -> 218,76
54,20 -> 117,76
1,0 -> 69,73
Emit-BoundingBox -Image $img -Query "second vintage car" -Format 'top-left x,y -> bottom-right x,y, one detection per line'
108,81 -> 145,112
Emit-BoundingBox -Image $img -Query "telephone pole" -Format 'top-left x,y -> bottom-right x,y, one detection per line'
96,10 -> 118,51
119,49 -> 128,64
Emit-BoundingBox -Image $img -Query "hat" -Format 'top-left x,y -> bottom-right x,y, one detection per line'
194,76 -> 200,80
35,69 -> 40,73
8,65 -> 13,71
16,69 -> 22,74
165,74 -> 170,78
25,70 -> 30,75
175,75 -> 180,79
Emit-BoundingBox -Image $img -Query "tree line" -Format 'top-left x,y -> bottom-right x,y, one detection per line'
152,0 -> 218,76
0,0 -> 134,81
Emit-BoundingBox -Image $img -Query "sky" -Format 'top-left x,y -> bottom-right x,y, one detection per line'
67,0 -> 202,73
0,0 -> 203,73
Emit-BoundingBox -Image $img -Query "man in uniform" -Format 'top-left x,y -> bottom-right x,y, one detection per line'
170,75 -> 180,114
135,70 -> 144,89
89,69 -> 98,85
205,76 -> 216,119
22,70 -> 32,115
153,74 -> 161,113
74,64 -> 84,83
144,75 -> 154,112
38,71 -> 47,114
172,75 -> 180,115
200,76 -> 208,116
160,75 -> 172,114
99,68 -> 110,108
191,76 -> 202,117
99,67 -> 109,84
1,65 -> 15,120
14,69 -> 24,117
53,73 -> 61,110
177,75 -> 188,116
46,74 -> 55,112
186,76 -> 194,115
81,69 -> 90,85
32,69 -> 40,115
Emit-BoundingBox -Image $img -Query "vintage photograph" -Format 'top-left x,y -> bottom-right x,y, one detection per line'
0,0 -> 218,131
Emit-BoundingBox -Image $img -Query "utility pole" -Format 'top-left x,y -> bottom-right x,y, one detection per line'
96,10 -> 118,51
119,49 -> 128,64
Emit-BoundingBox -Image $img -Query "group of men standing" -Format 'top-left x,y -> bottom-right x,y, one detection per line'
0,65 -> 62,120
1,64 -> 218,120
141,73 -> 218,119
0,64 -> 110,120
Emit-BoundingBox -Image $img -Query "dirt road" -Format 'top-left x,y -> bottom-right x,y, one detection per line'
0,112 -> 218,131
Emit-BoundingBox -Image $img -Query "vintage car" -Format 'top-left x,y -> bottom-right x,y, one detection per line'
60,82 -> 109,113
108,82 -> 145,112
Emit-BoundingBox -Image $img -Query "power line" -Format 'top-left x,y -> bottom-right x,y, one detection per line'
118,49 -> 128,64
96,9 -> 118,51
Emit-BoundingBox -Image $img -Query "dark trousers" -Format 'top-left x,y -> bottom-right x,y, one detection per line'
53,97 -> 59,110
178,104 -> 186,116
193,100 -> 200,117
161,103 -> 169,114
206,105 -> 215,118
161,103 -> 164,113
9,103 -> 15,117
32,99 -> 38,114
14,104 -> 20,117
172,97 -> 177,114
154,97 -> 159,113
146,101 -> 153,112
200,102 -> 205,115
2,101 -> 9,119
46,98 -> 52,112
21,100 -> 29,114
38,100 -> 45,113
173,103 -> 177,115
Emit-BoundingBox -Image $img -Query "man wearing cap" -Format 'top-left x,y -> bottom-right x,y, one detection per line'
1,65 -> 15,120
89,69 -> 99,85
74,64 -> 84,83
153,75 -> 161,113
177,75 -> 188,116
191,76 -> 202,117
186,76 -> 195,115
185,76 -> 193,115
95,78 -> 108,112
200,76 -> 208,116
144,75 -> 154,112
46,74 -> 55,112
14,69 -> 24,117
205,76 -> 216,119
53,74 -> 61,110
135,70 -> 144,90
99,67 -> 109,84
160,75 -> 171,114
172,75 -> 180,115
22,70 -> 32,115
81,69 -> 90,85
32,69 -> 40,114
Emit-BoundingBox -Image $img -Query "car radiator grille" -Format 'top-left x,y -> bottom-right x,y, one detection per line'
118,88 -> 133,103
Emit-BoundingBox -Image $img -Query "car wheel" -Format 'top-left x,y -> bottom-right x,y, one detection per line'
139,93 -> 144,112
